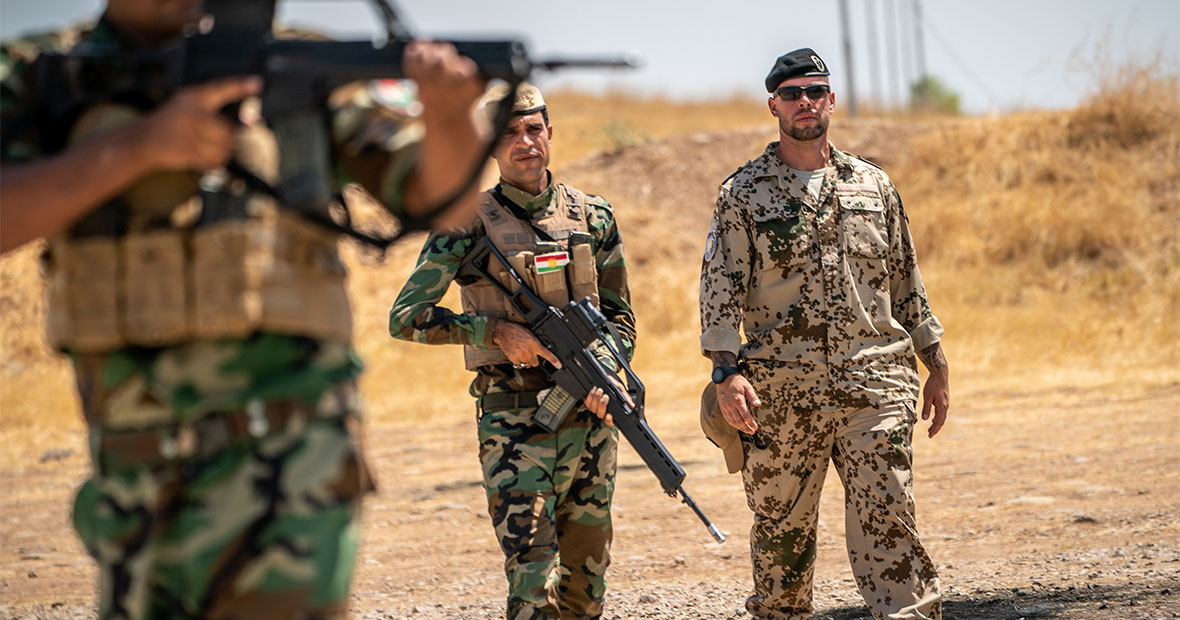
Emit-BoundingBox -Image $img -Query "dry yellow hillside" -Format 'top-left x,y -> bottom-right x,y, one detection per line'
1,69 -> 1177,440
1,67 -> 1178,620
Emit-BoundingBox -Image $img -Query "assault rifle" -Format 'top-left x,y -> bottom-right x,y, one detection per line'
29,0 -> 637,246
457,237 -> 726,544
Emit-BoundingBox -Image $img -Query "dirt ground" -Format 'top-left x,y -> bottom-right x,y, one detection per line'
2,114 -> 1177,619
1,374 -> 1177,619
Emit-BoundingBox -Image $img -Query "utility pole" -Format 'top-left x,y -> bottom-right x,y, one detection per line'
837,0 -> 858,117
884,0 -> 901,109
913,0 -> 928,81
865,0 -> 883,110
898,0 -> 913,106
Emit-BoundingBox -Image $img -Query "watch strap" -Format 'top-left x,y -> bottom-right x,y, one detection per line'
711,365 -> 741,384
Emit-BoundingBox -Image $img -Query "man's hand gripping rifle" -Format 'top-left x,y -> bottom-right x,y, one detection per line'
31,0 -> 637,248
458,237 -> 726,544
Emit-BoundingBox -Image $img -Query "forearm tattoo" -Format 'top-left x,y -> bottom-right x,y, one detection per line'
918,342 -> 948,372
710,351 -> 738,368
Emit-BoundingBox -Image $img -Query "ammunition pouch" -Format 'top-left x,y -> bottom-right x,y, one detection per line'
460,185 -> 599,370
43,101 -> 353,351
44,210 -> 352,352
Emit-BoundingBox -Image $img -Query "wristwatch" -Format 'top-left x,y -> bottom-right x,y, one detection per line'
711,365 -> 741,384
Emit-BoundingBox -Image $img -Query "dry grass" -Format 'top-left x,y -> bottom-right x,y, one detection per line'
1,64 -> 1177,438
542,91 -> 770,169
895,66 -> 1180,382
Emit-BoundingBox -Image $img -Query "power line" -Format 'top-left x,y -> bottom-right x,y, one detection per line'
922,15 -> 1001,108
864,0 -> 884,105
838,0 -> 859,117
912,0 -> 927,80
898,0 -> 914,101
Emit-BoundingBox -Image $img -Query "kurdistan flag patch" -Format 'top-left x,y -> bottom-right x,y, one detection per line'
534,251 -> 570,274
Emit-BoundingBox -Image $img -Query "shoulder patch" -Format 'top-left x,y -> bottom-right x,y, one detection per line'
704,227 -> 719,262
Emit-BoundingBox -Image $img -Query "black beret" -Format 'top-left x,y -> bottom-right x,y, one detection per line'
764,48 -> 830,92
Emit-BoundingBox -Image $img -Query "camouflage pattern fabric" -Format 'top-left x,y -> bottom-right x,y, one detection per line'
700,143 -> 943,619
0,17 -> 424,620
700,142 -> 942,411
739,363 -> 940,620
70,336 -> 374,620
389,176 -> 634,398
389,176 -> 634,618
479,405 -> 617,619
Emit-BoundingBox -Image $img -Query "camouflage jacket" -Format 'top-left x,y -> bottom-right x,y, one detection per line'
0,18 -> 420,424
389,177 -> 635,397
699,142 -> 942,410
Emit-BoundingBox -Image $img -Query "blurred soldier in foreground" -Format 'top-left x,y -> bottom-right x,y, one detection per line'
388,82 -> 635,619
0,0 -> 487,616
699,48 -> 949,619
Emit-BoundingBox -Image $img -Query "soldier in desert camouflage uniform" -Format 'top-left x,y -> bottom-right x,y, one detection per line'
0,0 -> 488,617
389,82 -> 634,620
699,48 -> 949,620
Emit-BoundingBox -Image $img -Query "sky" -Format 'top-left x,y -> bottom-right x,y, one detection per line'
1,0 -> 1177,115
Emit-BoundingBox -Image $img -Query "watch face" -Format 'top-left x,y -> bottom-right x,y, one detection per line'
712,366 -> 734,383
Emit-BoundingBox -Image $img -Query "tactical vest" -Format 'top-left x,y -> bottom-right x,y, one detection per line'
43,104 -> 352,352
459,185 -> 599,370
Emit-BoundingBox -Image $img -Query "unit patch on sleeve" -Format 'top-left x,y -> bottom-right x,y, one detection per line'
704,228 -> 719,262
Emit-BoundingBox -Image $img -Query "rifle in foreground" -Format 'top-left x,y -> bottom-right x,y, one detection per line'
457,237 -> 726,544
30,0 -> 638,247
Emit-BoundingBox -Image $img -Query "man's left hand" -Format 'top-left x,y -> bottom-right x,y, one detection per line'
584,376 -> 633,427
917,342 -> 950,438
921,370 -> 949,438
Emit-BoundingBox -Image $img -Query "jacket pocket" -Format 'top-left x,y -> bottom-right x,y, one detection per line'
837,187 -> 887,259
751,205 -> 807,273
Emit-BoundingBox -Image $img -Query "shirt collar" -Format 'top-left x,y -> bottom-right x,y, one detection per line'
829,145 -> 856,175
757,141 -> 853,176
497,171 -> 556,215
753,141 -> 855,211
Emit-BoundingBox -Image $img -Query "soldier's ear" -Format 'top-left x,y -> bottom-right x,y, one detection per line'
767,97 -> 779,118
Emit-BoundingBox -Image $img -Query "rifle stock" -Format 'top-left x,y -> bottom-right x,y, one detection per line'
458,237 -> 726,544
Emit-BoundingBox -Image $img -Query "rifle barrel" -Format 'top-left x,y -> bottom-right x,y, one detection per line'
679,487 -> 726,544
533,53 -> 642,71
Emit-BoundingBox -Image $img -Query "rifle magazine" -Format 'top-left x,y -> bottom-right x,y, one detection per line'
532,385 -> 579,433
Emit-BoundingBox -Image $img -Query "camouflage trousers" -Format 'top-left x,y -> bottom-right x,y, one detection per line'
477,400 -> 618,620
741,375 -> 941,620
70,343 -> 374,620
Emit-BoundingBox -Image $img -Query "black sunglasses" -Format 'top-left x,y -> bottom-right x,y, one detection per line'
775,84 -> 831,102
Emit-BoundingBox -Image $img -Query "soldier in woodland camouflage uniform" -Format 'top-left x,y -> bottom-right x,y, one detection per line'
0,0 -> 488,617
389,82 -> 634,620
699,48 -> 949,620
